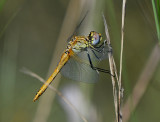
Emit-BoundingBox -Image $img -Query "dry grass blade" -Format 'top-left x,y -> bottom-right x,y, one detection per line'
118,0 -> 127,122
20,68 -> 88,122
122,44 -> 160,122
103,0 -> 126,121
119,0 -> 127,86
102,14 -> 118,122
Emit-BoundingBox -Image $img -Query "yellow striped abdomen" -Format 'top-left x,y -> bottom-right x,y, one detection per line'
33,51 -> 71,102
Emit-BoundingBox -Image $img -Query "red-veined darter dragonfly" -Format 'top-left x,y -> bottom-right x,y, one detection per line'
33,31 -> 110,102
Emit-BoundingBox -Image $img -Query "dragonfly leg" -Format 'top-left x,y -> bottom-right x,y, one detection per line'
91,44 -> 112,61
90,45 -> 104,53
86,49 -> 111,74
91,50 -> 101,60
90,41 -> 113,54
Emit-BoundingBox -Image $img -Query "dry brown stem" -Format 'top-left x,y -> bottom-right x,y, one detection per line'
103,14 -> 118,122
103,0 -> 126,122
118,0 -> 127,122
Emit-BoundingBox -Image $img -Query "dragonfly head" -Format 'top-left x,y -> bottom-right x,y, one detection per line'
88,31 -> 102,47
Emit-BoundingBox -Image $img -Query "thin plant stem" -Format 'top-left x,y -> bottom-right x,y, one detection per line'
118,0 -> 127,122
103,0 -> 126,122
102,14 -> 118,122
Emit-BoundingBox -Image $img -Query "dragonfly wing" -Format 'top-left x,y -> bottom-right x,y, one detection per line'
60,54 -> 99,83
67,12 -> 88,42
60,44 -> 109,83
93,45 -> 109,60
75,46 -> 109,62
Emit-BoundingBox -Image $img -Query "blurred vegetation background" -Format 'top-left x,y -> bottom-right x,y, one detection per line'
0,0 -> 160,122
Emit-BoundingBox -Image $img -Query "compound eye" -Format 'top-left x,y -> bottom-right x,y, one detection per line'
91,33 -> 101,46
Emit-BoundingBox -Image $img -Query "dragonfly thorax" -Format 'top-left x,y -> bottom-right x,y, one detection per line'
69,36 -> 88,53
67,31 -> 103,54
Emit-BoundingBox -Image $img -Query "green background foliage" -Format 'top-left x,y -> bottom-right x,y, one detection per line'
0,0 -> 160,122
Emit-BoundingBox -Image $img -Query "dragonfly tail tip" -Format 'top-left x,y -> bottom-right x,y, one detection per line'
33,97 -> 37,102
33,94 -> 39,102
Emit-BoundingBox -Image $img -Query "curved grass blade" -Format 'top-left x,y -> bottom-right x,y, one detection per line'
20,67 -> 88,122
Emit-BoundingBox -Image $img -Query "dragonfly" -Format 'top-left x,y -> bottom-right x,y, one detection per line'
33,14 -> 111,102
33,31 -> 111,102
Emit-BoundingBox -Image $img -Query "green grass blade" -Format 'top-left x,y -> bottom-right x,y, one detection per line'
0,0 -> 6,12
157,0 -> 160,25
152,0 -> 160,43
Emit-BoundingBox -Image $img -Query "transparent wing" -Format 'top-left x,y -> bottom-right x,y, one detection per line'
60,44 -> 109,83
67,11 -> 88,42
60,50 -> 99,83
77,44 -> 109,62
